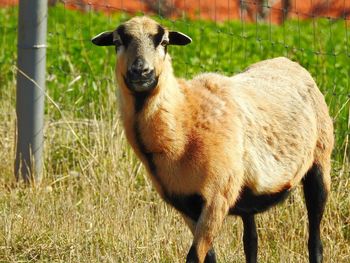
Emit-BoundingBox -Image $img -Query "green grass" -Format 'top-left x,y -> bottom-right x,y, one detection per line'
0,4 -> 349,263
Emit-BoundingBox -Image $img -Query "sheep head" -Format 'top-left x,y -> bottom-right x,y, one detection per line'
92,16 -> 191,93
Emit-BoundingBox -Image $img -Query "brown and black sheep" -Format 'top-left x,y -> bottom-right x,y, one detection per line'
92,16 -> 334,263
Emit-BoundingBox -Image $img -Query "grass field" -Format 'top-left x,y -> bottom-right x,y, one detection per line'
0,5 -> 349,262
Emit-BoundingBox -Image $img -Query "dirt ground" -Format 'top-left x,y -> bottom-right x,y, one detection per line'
1,0 -> 349,24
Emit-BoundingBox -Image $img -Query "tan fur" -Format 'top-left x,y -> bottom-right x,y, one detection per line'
110,17 -> 333,262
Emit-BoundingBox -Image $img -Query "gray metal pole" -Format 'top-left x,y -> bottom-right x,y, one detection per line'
15,0 -> 48,183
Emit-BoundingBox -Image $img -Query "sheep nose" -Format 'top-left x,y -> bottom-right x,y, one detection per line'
129,57 -> 153,78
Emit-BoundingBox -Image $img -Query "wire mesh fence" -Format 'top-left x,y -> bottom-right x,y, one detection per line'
3,1 -> 349,164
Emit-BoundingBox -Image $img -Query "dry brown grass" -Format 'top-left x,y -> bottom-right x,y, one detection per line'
1,80 -> 349,263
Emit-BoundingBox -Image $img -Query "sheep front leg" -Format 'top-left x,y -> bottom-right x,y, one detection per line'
182,214 -> 217,263
186,194 -> 229,263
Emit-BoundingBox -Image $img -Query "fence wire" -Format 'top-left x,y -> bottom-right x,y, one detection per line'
0,0 -> 349,169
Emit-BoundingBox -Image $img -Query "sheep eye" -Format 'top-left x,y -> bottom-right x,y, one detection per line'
114,39 -> 122,47
161,39 -> 169,47
114,40 -> 123,52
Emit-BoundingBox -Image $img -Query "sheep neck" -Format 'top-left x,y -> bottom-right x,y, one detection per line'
119,67 -> 188,161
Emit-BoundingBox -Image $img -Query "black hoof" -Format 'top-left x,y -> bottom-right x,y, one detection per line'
186,246 -> 217,263
186,246 -> 199,263
204,248 -> 217,263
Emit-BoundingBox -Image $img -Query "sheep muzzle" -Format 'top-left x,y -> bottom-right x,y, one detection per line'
124,67 -> 158,93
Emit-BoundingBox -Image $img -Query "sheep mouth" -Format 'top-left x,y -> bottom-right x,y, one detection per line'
123,75 -> 159,93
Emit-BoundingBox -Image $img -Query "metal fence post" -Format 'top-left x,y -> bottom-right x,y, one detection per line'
15,0 -> 48,183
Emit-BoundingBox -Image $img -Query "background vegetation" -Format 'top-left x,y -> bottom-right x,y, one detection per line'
0,5 -> 349,262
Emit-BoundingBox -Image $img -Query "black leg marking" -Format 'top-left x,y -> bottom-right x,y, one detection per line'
229,186 -> 290,215
204,248 -> 217,263
186,245 -> 199,263
166,193 -> 204,222
302,164 -> 327,263
241,214 -> 258,263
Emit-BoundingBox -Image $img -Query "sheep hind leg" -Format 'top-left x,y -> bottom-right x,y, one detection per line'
302,163 -> 328,263
241,214 -> 257,263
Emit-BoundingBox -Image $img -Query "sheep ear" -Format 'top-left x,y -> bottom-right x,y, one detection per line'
168,31 -> 192,46
91,31 -> 114,46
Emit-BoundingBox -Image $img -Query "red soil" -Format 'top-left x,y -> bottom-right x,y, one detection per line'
271,0 -> 350,23
1,0 -> 349,24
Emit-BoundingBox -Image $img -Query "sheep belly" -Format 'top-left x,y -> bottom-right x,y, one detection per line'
229,59 -> 319,194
